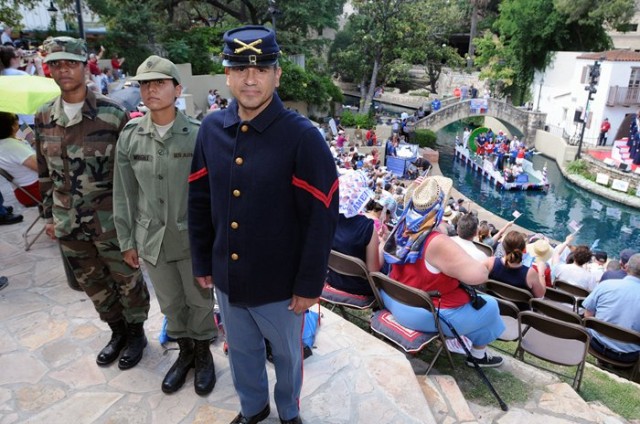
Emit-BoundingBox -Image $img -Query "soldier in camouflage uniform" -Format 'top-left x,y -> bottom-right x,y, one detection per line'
113,56 -> 216,395
35,36 -> 150,370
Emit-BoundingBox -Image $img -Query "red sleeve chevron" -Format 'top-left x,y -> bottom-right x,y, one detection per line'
292,175 -> 338,208
188,167 -> 208,183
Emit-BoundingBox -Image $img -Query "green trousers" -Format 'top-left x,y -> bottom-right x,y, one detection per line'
143,245 -> 216,340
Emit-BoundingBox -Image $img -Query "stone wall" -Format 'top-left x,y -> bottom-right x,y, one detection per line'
534,130 -> 640,207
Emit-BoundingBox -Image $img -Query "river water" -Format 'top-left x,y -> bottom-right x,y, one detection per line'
437,123 -> 640,256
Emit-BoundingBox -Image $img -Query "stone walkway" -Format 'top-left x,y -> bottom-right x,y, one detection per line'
0,186 -> 433,424
1,178 -> 638,424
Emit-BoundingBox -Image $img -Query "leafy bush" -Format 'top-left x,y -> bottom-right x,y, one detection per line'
277,60 -> 343,107
566,160 -> 592,179
339,110 -> 376,129
413,129 -> 437,148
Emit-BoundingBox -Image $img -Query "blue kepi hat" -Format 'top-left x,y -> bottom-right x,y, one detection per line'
221,25 -> 280,67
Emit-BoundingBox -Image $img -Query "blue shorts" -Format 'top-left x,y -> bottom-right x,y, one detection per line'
380,291 -> 505,347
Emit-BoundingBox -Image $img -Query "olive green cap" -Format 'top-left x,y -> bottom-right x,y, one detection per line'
43,36 -> 88,63
131,55 -> 181,84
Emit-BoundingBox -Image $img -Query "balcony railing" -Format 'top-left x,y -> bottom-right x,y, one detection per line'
606,85 -> 640,106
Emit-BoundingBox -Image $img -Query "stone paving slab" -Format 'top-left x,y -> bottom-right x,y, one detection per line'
0,186 -> 436,424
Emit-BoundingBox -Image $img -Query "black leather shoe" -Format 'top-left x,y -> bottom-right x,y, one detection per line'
0,213 -> 23,225
96,320 -> 128,366
194,339 -> 216,395
230,404 -> 270,424
162,338 -> 195,393
280,417 -> 302,424
118,322 -> 147,370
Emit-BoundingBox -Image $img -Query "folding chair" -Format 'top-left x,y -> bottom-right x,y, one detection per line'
515,311 -> 591,391
583,317 -> 640,382
495,298 -> 521,343
530,298 -> 582,325
320,250 -> 377,323
473,240 -> 494,257
485,279 -> 532,311
368,271 -> 454,374
554,279 -> 590,298
0,168 -> 45,251
543,287 -> 578,313
553,279 -> 590,314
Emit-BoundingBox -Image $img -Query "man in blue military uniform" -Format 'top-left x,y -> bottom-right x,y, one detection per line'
188,26 -> 338,424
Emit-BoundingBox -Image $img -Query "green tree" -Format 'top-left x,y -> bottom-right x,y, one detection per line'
330,0 -> 411,114
400,0 -> 466,94
475,0 -> 635,105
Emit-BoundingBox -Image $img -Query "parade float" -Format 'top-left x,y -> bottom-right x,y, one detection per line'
454,127 -> 549,191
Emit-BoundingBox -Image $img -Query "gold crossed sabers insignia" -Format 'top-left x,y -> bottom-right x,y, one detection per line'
234,38 -> 263,54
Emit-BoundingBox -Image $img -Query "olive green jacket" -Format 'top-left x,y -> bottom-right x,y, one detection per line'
113,110 -> 200,265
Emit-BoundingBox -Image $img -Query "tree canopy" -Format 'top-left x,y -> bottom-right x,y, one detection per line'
330,0 -> 466,113
475,0 -> 635,104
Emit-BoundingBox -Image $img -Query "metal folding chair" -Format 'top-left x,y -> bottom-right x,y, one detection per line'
320,250 -> 378,323
516,311 -> 590,391
0,168 -> 45,251
368,272 -> 454,375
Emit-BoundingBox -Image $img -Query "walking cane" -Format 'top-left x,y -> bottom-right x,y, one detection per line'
429,290 -> 509,412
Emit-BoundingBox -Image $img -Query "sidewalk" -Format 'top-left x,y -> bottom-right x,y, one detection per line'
1,178 -> 636,424
0,181 -> 433,424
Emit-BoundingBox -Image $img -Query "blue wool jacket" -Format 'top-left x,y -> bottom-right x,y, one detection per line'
188,94 -> 339,306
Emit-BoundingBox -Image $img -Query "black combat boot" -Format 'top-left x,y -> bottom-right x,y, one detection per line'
96,320 -> 128,366
118,322 -> 147,370
162,338 -> 195,393
193,339 -> 216,395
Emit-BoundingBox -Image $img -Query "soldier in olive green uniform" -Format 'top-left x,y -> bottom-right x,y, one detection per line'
113,56 -> 216,395
35,37 -> 150,370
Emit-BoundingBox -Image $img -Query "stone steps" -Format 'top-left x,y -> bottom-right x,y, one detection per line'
414,354 -> 635,424
419,374 -> 478,424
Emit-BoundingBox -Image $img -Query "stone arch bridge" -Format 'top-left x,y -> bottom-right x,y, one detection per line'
413,98 -> 546,144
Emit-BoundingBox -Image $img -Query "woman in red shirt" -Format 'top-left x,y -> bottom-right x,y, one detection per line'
382,176 -> 505,367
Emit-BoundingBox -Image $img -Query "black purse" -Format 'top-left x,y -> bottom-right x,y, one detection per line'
459,283 -> 487,310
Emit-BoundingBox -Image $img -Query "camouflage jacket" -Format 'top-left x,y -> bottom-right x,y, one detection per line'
35,89 -> 129,241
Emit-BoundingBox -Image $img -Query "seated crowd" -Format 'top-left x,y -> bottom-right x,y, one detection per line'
324,150 -> 639,372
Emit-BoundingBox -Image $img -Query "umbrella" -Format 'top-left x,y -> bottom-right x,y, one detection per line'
109,86 -> 141,112
0,75 -> 60,115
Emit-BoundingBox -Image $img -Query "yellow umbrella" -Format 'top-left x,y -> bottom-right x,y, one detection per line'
0,75 -> 61,115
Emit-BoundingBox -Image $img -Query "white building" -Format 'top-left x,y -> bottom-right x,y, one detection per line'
608,0 -> 640,51
15,0 -> 103,34
533,50 -> 640,147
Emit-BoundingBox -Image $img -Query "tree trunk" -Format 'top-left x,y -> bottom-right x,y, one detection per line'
362,55 -> 380,115
359,77 -> 367,111
467,3 -> 479,68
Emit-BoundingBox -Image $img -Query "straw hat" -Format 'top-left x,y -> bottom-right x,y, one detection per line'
410,176 -> 453,213
527,239 -> 552,263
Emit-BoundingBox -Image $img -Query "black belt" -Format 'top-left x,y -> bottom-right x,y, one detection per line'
592,337 -> 639,361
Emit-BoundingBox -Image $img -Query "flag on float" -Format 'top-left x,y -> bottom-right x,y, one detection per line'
568,220 -> 582,234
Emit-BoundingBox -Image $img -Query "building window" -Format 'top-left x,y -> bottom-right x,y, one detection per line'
629,68 -> 640,88
581,66 -> 590,84
618,23 -> 639,32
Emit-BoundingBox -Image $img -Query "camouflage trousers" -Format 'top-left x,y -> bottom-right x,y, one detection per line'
59,237 -> 150,324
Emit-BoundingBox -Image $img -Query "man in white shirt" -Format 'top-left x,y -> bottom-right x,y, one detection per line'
451,213 -> 488,262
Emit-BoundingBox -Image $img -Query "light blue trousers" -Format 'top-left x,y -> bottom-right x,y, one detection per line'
381,291 -> 505,346
216,288 -> 304,421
